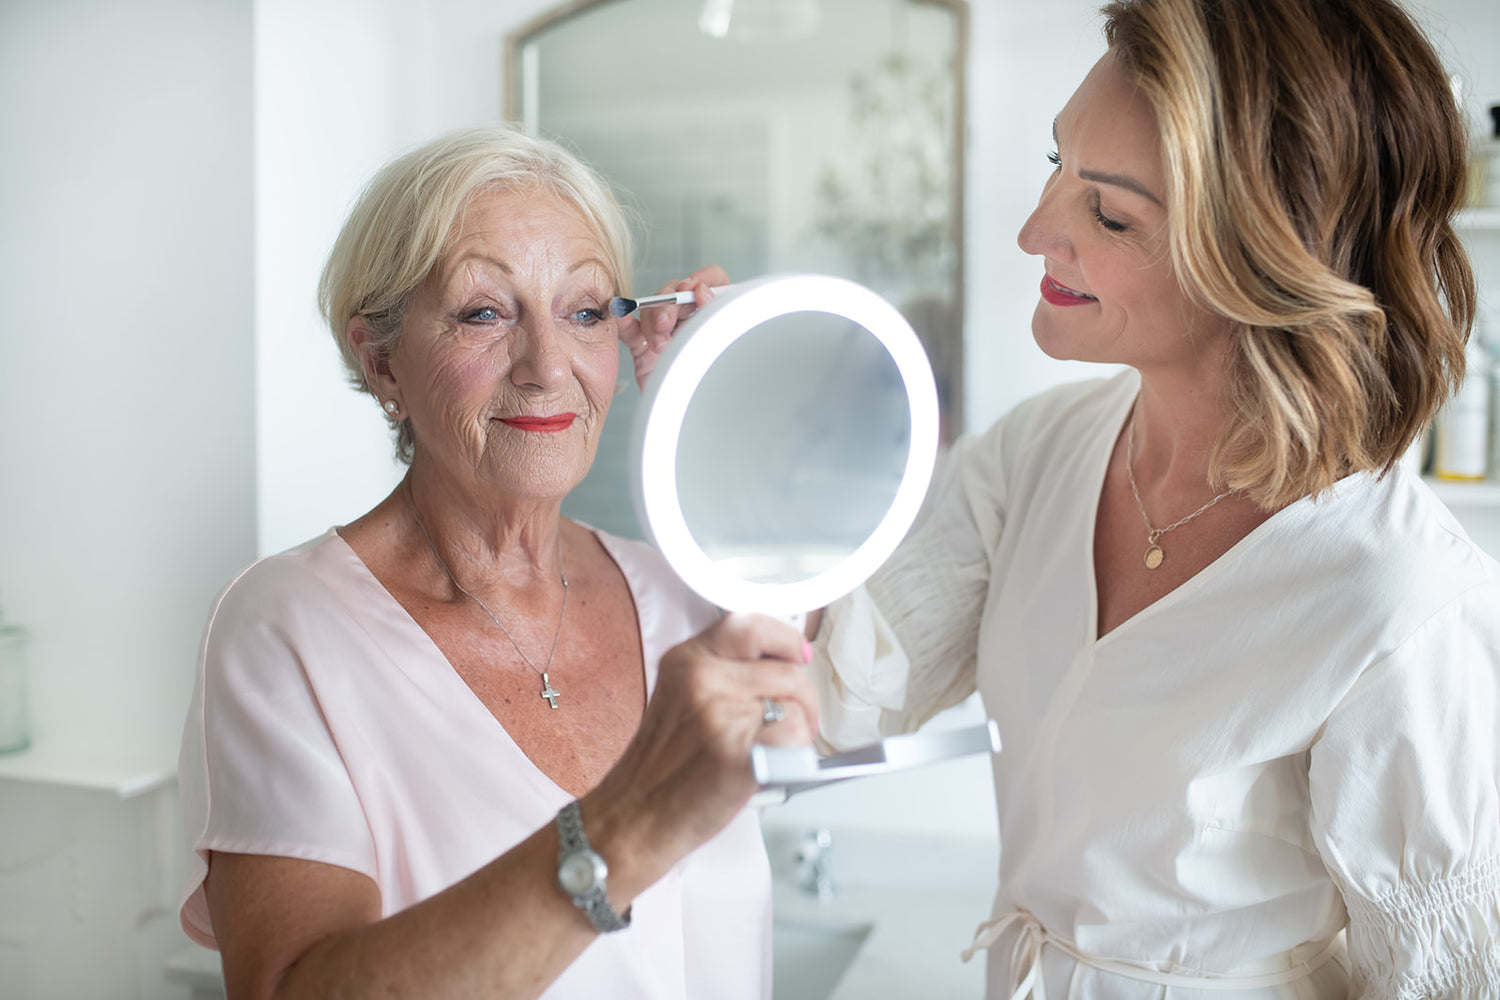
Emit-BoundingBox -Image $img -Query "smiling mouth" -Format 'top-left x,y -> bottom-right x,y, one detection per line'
1040,274 -> 1098,306
499,414 -> 577,433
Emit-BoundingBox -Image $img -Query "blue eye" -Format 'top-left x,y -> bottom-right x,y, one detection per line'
465,306 -> 501,323
571,308 -> 606,326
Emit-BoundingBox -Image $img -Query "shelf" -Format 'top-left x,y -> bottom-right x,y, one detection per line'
1457,207 -> 1500,232
1424,474 -> 1500,507
0,738 -> 175,798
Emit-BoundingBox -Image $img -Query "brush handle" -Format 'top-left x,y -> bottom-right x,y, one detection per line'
631,290 -> 698,309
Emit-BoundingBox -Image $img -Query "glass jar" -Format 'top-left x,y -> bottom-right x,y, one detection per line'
0,624 -> 30,754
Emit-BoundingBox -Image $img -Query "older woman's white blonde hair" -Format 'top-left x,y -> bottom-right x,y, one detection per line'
317,124 -> 634,462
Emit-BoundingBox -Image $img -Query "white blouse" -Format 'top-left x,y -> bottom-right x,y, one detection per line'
812,372 -> 1500,999
178,527 -> 771,1000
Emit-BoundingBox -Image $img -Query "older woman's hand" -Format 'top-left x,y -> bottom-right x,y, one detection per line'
583,612 -> 816,886
619,264 -> 729,391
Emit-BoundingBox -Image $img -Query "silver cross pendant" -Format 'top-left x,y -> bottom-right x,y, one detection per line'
540,673 -> 560,709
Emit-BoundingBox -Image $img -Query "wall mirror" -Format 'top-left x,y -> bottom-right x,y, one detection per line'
506,0 -> 967,539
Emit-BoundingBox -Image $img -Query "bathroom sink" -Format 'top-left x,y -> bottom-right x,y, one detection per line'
772,916 -> 873,1000
763,822 -> 998,999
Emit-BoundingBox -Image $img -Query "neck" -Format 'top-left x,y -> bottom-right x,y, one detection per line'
401,467 -> 566,594
1127,367 -> 1232,493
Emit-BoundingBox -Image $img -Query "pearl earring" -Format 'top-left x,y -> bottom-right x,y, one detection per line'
383,399 -> 401,416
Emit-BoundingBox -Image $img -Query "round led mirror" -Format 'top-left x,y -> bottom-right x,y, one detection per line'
632,274 -> 939,618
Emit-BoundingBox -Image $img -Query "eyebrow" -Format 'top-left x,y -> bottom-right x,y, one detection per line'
1052,118 -> 1164,207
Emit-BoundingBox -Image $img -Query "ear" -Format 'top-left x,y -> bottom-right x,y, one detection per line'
348,316 -> 399,402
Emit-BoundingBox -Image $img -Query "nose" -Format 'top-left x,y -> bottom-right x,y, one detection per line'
1016,176 -> 1071,263
509,317 -> 570,391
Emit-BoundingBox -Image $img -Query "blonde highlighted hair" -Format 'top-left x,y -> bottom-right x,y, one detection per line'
1102,0 -> 1475,507
317,125 -> 633,462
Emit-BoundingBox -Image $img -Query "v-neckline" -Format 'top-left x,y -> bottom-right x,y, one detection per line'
1082,379 -> 1320,648
328,526 -> 649,801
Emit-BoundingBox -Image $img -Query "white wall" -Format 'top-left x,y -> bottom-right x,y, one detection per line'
0,0 -> 255,765
0,3 -> 253,995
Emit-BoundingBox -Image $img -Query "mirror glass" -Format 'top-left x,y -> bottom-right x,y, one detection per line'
508,0 -> 967,540
674,310 -> 909,584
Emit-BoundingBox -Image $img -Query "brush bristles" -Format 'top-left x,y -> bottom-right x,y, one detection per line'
608,297 -> 636,318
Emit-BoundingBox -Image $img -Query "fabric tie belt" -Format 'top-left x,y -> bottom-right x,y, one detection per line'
962,911 -> 1344,999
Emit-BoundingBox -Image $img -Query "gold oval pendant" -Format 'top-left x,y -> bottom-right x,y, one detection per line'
1144,545 -> 1164,569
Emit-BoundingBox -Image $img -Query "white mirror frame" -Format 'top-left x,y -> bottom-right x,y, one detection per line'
632,273 -> 940,616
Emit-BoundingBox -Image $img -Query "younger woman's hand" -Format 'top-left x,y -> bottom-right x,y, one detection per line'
617,264 -> 728,391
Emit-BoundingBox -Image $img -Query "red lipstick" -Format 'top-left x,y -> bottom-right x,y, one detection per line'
1040,274 -> 1097,307
500,414 -> 576,433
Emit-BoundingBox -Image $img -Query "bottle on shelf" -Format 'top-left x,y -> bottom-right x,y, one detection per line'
1434,339 -> 1492,482
0,598 -> 29,756
1483,103 -> 1500,209
1481,297 -> 1500,478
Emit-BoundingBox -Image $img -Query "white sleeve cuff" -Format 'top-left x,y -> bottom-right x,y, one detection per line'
809,587 -> 910,752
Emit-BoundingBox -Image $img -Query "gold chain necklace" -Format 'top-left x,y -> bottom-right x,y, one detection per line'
403,482 -> 569,708
1124,408 -> 1236,570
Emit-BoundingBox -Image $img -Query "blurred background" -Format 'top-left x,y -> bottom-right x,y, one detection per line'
1,1 -> 1497,996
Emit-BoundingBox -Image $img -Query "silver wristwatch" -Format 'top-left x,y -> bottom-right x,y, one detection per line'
556,800 -> 630,933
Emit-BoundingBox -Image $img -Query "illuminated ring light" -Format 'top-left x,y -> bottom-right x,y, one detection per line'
632,273 -> 940,617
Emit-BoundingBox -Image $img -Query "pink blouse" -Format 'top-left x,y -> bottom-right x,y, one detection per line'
178,527 -> 771,999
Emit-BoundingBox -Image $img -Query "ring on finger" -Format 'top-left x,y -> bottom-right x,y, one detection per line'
761,697 -> 786,724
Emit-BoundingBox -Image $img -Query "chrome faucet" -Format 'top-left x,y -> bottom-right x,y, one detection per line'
794,828 -> 836,902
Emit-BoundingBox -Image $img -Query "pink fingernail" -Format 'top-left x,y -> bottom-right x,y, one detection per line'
802,639 -> 812,663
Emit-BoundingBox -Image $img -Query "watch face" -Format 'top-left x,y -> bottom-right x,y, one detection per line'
559,850 -> 605,895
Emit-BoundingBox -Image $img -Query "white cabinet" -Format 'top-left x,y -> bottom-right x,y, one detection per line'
0,752 -> 193,1000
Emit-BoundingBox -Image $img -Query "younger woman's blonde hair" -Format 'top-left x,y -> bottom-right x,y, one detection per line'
1102,0 -> 1476,508
317,125 -> 634,462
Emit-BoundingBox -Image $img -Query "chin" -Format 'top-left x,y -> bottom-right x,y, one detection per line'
485,444 -> 592,502
1030,306 -> 1128,365
1030,309 -> 1082,362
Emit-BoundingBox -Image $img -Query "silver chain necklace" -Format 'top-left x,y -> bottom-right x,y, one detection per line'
403,482 -> 569,708
1124,407 -> 1236,570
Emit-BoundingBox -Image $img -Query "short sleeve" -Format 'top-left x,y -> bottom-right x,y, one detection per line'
809,425 -> 1005,748
177,556 -> 378,948
1309,578 -> 1500,999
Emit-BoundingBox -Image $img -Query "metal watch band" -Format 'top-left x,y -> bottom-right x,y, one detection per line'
556,800 -> 631,933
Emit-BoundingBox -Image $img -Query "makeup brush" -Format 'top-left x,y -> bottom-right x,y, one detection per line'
608,289 -> 698,318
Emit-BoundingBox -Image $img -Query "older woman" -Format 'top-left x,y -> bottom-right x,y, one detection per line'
177,126 -> 817,1000
791,0 -> 1500,997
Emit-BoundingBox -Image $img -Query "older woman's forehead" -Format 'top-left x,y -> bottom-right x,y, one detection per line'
439,188 -> 615,284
